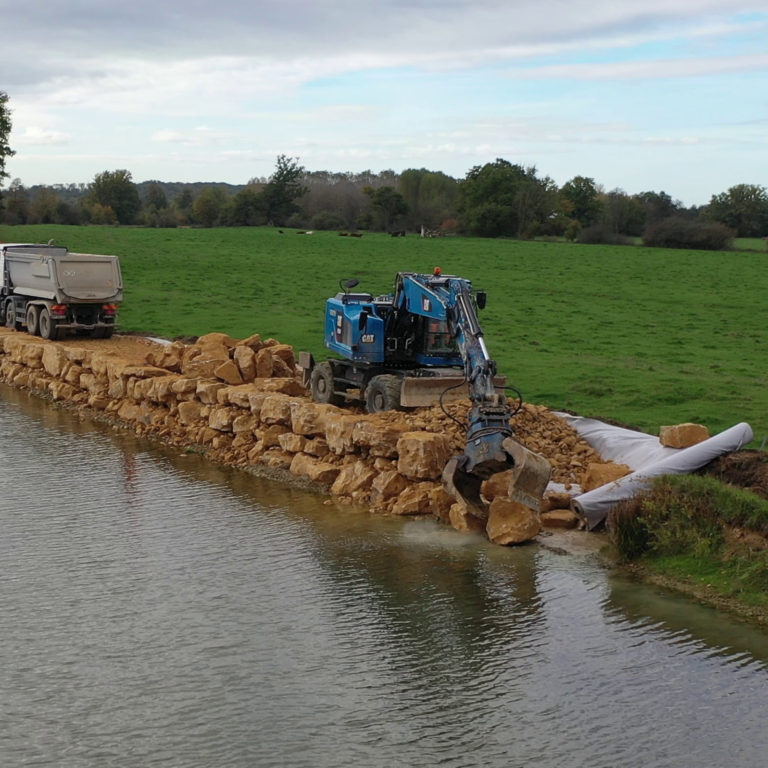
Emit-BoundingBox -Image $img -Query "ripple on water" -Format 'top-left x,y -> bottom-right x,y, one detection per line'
1,392 -> 768,767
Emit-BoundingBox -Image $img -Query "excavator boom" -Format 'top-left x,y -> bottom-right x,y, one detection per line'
310,269 -> 552,518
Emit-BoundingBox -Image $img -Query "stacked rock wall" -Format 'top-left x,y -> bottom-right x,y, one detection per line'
0,331 -> 609,544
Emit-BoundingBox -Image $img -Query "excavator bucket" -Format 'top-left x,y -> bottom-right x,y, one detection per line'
442,456 -> 488,519
442,438 -> 552,520
502,438 -> 553,511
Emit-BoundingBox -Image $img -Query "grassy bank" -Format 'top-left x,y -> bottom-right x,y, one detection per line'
1,224 -> 766,444
608,475 -> 768,623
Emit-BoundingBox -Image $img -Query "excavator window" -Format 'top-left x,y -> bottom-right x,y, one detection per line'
425,319 -> 457,355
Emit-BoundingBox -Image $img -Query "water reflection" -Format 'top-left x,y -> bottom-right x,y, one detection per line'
2,383 -> 768,768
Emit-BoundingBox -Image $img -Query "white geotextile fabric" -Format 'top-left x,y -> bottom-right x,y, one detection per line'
554,414 -> 754,530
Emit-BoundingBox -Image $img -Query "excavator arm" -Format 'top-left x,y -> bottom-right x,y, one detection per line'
410,273 -> 551,519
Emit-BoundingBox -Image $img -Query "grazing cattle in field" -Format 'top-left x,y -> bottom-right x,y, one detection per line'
390,230 -> 406,237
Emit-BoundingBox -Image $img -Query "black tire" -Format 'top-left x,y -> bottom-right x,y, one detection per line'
25,305 -> 39,336
310,361 -> 343,405
91,326 -> 114,339
365,374 -> 403,413
5,301 -> 18,330
38,308 -> 57,340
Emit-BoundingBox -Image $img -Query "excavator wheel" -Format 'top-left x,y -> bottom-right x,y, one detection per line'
365,375 -> 403,413
310,361 -> 344,406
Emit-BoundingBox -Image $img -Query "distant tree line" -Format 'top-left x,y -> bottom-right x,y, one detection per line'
1,92 -> 766,249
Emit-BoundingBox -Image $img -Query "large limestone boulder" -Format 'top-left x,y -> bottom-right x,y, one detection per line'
481,469 -> 515,502
255,424 -> 291,448
214,359 -> 244,385
370,470 -> 410,503
260,394 -> 294,426
289,453 -> 341,484
250,378 -> 306,396
195,332 -> 237,350
233,346 -> 257,382
291,402 -> 342,437
255,348 -> 274,378
396,432 -> 452,480
232,413 -> 259,434
278,432 -> 308,453
239,333 -> 264,352
353,419 -> 410,458
146,341 -> 185,372
326,414 -> 364,454
196,381 -> 227,404
448,504 -> 487,534
171,377 -> 200,398
540,509 -> 582,529
582,461 -> 631,492
269,344 -> 296,368
208,406 -> 238,432
145,375 -> 180,403
486,498 -> 541,545
42,344 -> 69,377
331,461 -> 377,497
183,355 -> 227,379
659,422 -> 710,448
178,400 -> 205,425
391,482 -> 436,515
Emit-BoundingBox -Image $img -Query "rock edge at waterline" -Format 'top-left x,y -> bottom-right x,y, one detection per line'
0,330 -> 624,545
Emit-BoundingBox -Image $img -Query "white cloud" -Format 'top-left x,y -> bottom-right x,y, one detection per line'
514,52 -> 768,81
14,126 -> 69,146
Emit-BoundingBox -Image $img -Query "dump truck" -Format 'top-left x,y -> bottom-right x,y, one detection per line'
0,242 -> 123,340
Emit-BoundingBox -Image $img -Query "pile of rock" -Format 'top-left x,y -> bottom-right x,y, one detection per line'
0,331 -> 628,545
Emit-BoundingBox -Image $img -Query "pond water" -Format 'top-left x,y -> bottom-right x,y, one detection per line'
1,385 -> 767,768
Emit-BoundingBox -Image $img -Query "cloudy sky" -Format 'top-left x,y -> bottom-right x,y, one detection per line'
2,0 -> 767,205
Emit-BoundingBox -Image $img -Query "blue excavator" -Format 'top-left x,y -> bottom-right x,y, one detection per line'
300,268 -> 551,519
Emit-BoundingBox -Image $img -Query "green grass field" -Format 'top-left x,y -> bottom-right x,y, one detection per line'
2,224 -> 765,445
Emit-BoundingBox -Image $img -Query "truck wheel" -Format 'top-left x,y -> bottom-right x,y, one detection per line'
310,361 -> 343,405
365,375 -> 403,413
5,301 -> 19,330
38,308 -> 57,340
26,305 -> 39,336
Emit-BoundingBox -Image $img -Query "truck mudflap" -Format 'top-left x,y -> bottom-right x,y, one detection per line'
400,374 -> 507,408
442,437 -> 552,520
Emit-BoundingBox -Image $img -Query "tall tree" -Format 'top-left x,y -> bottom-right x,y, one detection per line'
2,178 -> 27,224
459,159 -> 557,237
636,190 -> 681,225
192,186 -> 227,227
174,189 -> 194,224
0,91 -> 16,206
599,189 -> 645,236
260,155 -> 307,226
88,169 -> 141,224
145,183 -> 168,211
705,184 -> 768,237
560,176 -> 602,226
364,185 -> 408,231
398,169 -> 459,229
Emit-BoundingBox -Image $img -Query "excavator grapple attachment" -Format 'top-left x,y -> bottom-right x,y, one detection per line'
502,438 -> 553,511
442,456 -> 487,519
442,438 -> 552,520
